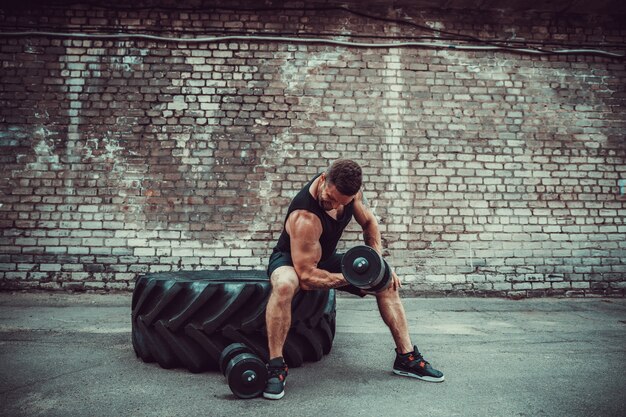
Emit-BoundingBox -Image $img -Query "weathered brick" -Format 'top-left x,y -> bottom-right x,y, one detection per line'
134,248 -> 156,257
0,4 -> 624,296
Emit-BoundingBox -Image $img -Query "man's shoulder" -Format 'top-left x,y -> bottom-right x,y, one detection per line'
287,209 -> 321,224
286,209 -> 323,235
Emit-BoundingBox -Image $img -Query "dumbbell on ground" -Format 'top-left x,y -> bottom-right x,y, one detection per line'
219,343 -> 267,399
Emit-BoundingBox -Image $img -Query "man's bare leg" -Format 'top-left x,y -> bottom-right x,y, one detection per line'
264,266 -> 300,399
375,285 -> 413,354
375,285 -> 445,382
266,266 -> 300,359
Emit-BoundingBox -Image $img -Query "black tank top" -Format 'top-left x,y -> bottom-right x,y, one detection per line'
273,173 -> 355,262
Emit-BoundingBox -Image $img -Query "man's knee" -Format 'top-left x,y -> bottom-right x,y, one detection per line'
270,267 -> 300,301
375,284 -> 401,300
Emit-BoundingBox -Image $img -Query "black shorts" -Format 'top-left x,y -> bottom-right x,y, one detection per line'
267,250 -> 366,297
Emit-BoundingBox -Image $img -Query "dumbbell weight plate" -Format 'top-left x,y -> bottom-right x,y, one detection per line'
367,259 -> 392,293
219,343 -> 253,376
341,245 -> 385,289
225,353 -> 268,399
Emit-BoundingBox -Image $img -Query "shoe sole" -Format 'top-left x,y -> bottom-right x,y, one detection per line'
393,369 -> 445,383
263,390 -> 285,400
263,380 -> 286,400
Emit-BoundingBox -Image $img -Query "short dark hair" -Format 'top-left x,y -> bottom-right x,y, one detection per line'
326,159 -> 362,196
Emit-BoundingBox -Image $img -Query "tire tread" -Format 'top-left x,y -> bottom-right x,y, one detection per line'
131,270 -> 335,372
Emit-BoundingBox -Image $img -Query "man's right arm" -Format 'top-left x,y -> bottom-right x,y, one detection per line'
286,210 -> 347,291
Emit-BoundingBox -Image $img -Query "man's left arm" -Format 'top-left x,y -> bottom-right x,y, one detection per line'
353,191 -> 401,291
353,191 -> 382,253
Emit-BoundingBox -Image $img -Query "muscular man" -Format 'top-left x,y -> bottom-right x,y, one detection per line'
263,159 -> 444,400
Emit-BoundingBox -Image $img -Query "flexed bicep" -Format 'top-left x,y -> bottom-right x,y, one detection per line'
286,210 -> 323,280
285,210 -> 347,290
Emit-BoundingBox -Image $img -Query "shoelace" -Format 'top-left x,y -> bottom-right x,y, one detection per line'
406,352 -> 429,369
268,366 -> 288,381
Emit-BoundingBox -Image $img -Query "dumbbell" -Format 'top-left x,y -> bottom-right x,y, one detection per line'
219,343 -> 267,399
341,245 -> 392,293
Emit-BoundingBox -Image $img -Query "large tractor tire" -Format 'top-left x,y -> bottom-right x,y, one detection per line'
131,270 -> 336,373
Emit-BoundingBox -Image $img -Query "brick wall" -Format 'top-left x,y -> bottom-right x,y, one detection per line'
1,1 -> 625,296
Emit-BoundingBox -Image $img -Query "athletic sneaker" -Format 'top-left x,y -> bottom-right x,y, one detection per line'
263,357 -> 288,400
393,346 -> 445,382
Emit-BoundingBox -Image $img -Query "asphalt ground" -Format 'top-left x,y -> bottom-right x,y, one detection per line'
0,292 -> 625,417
